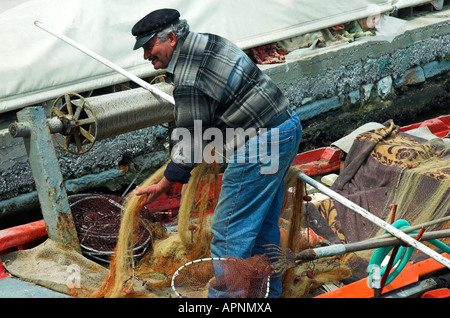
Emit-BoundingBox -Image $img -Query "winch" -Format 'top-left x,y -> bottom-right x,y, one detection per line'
9,72 -> 174,252
10,85 -> 174,154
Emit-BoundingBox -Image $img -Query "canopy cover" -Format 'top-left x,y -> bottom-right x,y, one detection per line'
0,0 -> 432,113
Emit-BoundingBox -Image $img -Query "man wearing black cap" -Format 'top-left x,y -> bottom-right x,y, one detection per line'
132,8 -> 302,298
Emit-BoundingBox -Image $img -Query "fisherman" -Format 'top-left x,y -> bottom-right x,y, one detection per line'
131,8 -> 302,298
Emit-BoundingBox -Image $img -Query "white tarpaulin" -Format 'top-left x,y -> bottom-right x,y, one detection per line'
0,0 -> 434,113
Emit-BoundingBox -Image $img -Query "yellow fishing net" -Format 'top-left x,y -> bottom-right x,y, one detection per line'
377,138 -> 450,234
90,120 -> 450,298
88,159 -> 350,298
89,161 -> 218,297
314,123 -> 450,267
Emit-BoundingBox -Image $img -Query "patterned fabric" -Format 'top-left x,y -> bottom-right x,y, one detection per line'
358,122 -> 449,181
314,199 -> 344,242
304,121 -> 449,283
313,120 -> 449,245
165,32 -> 290,183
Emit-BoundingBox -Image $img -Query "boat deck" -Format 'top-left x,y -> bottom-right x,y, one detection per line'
0,276 -> 69,298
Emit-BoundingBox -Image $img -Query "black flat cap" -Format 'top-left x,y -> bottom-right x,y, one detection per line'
132,8 -> 180,50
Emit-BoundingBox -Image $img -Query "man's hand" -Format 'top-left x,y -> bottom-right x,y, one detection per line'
133,176 -> 175,207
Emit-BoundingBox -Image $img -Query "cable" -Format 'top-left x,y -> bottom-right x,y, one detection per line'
368,219 -> 450,293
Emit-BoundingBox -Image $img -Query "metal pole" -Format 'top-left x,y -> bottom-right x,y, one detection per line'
34,20 -> 175,105
366,215 -> 450,241
297,229 -> 450,262
297,173 -> 450,269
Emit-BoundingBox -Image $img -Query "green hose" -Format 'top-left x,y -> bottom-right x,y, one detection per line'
368,219 -> 450,288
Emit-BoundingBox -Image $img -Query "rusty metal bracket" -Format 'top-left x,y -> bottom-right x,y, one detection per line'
10,106 -> 81,253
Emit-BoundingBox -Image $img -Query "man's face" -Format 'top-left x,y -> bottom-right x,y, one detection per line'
142,33 -> 177,69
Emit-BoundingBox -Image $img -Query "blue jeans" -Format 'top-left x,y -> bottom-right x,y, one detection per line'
209,110 -> 302,298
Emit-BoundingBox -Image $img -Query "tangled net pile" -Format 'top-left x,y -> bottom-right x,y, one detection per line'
69,193 -> 153,263
78,122 -> 449,298
87,160 -> 352,298
89,161 -> 219,297
277,168 -> 353,298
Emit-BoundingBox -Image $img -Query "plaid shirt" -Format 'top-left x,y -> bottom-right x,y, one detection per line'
164,32 -> 290,183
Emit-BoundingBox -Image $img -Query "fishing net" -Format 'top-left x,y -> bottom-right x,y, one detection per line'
308,121 -> 450,286
7,120 -> 448,298
85,120 -> 450,298
89,161 -> 219,297
377,138 -> 450,235
276,167 -> 354,297
338,122 -> 450,247
171,255 -> 273,298
81,150 -> 351,298
69,193 -> 154,263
